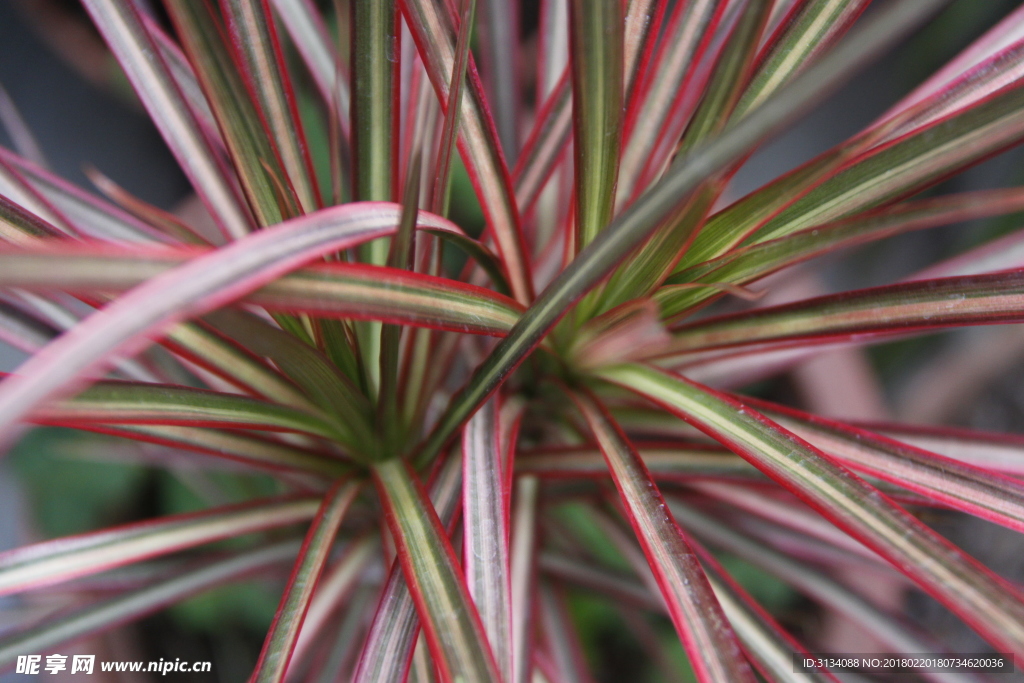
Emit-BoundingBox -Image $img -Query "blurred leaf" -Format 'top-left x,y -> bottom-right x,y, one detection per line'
602,363 -> 1024,656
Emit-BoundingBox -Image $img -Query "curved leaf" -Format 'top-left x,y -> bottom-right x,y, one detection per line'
660,188 -> 1024,319
82,0 -> 252,239
572,391 -> 755,683
372,457 -> 501,683
0,497 -> 318,595
0,245 -> 522,336
0,203 -> 421,451
252,480 -> 359,683
601,363 -> 1024,657
417,0 -> 950,465
28,379 -> 345,440
661,270 -> 1024,361
0,541 -> 301,669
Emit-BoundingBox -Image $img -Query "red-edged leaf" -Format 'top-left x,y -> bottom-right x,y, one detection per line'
0,148 -> 166,244
430,0 -> 476,217
736,0 -> 871,118
569,0 -> 623,251
679,62 -> 1024,271
616,0 -> 725,207
290,535 -> 377,668
251,480 -> 360,683
0,244 -> 522,336
669,501 -> 968,671
372,457 -> 501,683
402,0 -> 534,303
463,395 -> 513,681
26,378 -> 345,441
270,0 -> 350,142
0,497 -> 318,595
0,203 -> 415,451
572,391 -> 755,683
602,363 -> 1024,657
516,442 -> 756,482
748,399 -> 1024,534
221,0 -> 322,214
872,422 -> 1024,476
660,270 -> 1024,362
351,450 -> 463,683
509,473 -> 539,683
0,542 -> 300,669
82,0 -> 252,239
417,0 -> 951,467
660,187 -> 1024,319
164,0 -> 301,226
71,423 -> 350,477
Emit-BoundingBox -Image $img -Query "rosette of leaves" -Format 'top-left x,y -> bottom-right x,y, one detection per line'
3,0 -> 1024,681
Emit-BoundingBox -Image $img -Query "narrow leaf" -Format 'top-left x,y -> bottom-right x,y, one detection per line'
875,422 -> 1024,476
0,245 -> 522,336
352,450 -> 463,683
696,552 -> 843,683
516,442 -> 756,482
463,396 -> 513,681
660,188 -> 1024,319
252,480 -> 359,683
736,0 -> 872,117
669,501 -> 972,674
431,0 -> 477,217
753,400 -> 1024,534
569,0 -> 623,250
0,148 -> 163,244
509,474 -> 539,683
82,0 -> 252,239
205,309 -> 375,450
0,203 -> 408,451
0,497 -> 318,595
681,76 -> 1024,269
270,0 -> 351,141
74,423 -> 350,477
572,391 -> 755,683
29,379 -> 345,441
602,363 -> 1024,657
661,270 -> 1024,361
162,320 -> 315,412
616,0 -> 723,206
165,0 -> 300,226
417,0 -> 950,465
0,541 -> 300,669
222,0 -> 322,214
351,0 -> 397,206
402,0 -> 534,303
372,457 -> 501,683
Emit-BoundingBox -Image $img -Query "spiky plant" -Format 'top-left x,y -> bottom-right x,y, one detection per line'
5,0 -> 1024,680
